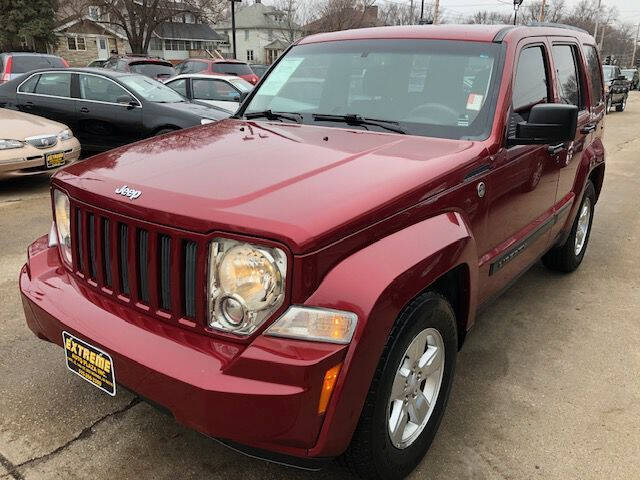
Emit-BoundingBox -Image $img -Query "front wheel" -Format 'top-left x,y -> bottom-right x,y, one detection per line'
340,292 -> 457,480
542,181 -> 595,273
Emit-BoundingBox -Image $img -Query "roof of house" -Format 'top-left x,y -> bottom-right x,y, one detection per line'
154,23 -> 223,41
263,39 -> 289,50
216,2 -> 300,30
54,16 -> 127,39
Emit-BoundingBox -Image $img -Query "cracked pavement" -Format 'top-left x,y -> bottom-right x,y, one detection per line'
1,94 -> 639,480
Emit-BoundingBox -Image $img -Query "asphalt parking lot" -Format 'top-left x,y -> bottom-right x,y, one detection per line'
1,94 -> 639,480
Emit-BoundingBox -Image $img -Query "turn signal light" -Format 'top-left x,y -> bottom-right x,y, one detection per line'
318,363 -> 342,414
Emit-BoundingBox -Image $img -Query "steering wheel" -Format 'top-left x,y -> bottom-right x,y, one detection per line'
405,103 -> 459,125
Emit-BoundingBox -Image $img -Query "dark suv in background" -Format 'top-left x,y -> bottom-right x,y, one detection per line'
603,64 -> 629,112
0,53 -> 68,84
103,55 -> 176,80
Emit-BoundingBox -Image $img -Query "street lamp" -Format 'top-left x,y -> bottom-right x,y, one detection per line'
230,0 -> 241,60
513,0 -> 524,26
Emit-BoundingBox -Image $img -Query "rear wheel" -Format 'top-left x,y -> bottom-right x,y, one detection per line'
616,95 -> 627,112
606,96 -> 612,113
542,181 -> 595,273
340,292 -> 457,480
154,127 -> 179,136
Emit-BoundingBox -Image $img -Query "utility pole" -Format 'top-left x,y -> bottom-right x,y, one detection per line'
420,0 -> 425,24
632,22 -> 640,68
539,0 -> 546,22
230,0 -> 241,60
599,23 -> 606,51
433,0 -> 440,24
513,0 -> 523,26
593,0 -> 602,40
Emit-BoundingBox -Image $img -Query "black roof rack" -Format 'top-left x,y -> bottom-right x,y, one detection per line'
527,22 -> 589,34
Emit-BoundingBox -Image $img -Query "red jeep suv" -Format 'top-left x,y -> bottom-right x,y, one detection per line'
20,24 -> 606,479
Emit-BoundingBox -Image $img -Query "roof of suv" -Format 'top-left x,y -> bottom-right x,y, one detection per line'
299,24 -> 595,45
181,58 -> 249,64
115,56 -> 173,66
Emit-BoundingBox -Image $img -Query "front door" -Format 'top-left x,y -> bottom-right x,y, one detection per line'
478,41 -> 561,303
191,78 -> 241,112
97,36 -> 109,61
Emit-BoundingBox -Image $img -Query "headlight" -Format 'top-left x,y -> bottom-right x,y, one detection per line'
53,190 -> 72,265
58,129 -> 74,141
201,118 -> 215,125
208,238 -> 286,335
265,306 -> 358,344
0,139 -> 24,150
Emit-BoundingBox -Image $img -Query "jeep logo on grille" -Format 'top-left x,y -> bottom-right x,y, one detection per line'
115,185 -> 142,200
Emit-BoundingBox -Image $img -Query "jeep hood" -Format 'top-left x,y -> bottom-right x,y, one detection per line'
55,120 -> 477,253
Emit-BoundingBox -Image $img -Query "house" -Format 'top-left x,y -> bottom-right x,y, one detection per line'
215,0 -> 302,65
148,23 -> 226,62
52,17 -> 129,66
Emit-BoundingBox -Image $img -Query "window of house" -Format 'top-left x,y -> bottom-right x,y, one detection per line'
150,38 -> 164,50
79,74 -> 129,103
67,36 -> 86,51
247,50 -> 254,62
244,30 -> 249,41
88,6 -> 100,20
513,46 -> 549,112
582,45 -> 603,105
552,44 -> 584,109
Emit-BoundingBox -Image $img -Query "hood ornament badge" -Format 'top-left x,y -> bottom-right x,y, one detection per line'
115,185 -> 142,200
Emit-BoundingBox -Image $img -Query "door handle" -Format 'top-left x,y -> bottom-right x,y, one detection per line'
547,143 -> 565,155
80,107 -> 89,113
580,124 -> 597,134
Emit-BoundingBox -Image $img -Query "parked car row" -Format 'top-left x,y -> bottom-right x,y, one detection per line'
602,64 -> 634,113
0,68 -> 229,156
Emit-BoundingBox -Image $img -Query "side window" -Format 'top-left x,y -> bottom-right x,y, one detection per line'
175,62 -> 188,74
166,79 -> 187,97
192,79 -> 238,101
18,74 -> 40,93
79,74 -> 129,103
191,61 -> 207,73
552,44 -> 584,109
33,73 -> 72,97
583,45 -> 603,105
513,46 -> 549,113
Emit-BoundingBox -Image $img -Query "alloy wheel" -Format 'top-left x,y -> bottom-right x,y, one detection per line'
574,197 -> 591,255
387,328 -> 445,449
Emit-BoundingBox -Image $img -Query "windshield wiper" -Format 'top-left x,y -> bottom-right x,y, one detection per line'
245,110 -> 302,123
313,114 -> 406,134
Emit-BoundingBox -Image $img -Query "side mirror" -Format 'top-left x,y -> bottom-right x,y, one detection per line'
511,103 -> 578,145
231,94 -> 241,102
238,91 -> 249,103
116,95 -> 138,109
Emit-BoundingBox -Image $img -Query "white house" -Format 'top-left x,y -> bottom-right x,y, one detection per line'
215,0 -> 302,65
148,23 -> 226,61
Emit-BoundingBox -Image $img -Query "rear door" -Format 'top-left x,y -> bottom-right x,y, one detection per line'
16,71 -> 77,127
548,41 -> 592,239
75,73 -> 143,151
479,41 -> 561,303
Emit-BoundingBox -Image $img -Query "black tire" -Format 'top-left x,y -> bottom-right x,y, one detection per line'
542,181 -> 596,273
340,292 -> 458,480
605,96 -> 612,114
616,95 -> 627,112
154,127 -> 178,136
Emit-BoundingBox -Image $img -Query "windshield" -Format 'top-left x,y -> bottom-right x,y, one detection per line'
212,62 -> 253,76
12,55 -> 65,73
603,66 -> 617,82
243,39 -> 502,140
228,77 -> 253,92
129,62 -> 175,78
120,75 -> 185,103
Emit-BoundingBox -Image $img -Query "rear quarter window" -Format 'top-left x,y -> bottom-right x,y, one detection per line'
212,62 -> 252,76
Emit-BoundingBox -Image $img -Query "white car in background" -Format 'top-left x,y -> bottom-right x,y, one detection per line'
164,74 -> 253,113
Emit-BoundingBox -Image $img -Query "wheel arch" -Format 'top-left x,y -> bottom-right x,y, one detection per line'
589,162 -> 605,203
151,125 -> 181,136
305,211 -> 478,457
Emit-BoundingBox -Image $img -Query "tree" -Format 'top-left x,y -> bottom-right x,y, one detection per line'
0,0 -> 59,52
465,10 -> 512,25
61,0 -> 226,54
273,0 -> 305,45
305,0 -> 379,35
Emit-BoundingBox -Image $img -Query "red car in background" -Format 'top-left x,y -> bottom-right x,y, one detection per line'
174,58 -> 260,85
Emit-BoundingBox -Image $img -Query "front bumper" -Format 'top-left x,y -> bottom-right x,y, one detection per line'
0,138 -> 81,176
20,235 -> 348,460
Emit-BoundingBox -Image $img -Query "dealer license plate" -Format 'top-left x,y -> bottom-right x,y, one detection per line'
46,152 -> 66,169
62,332 -> 116,396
